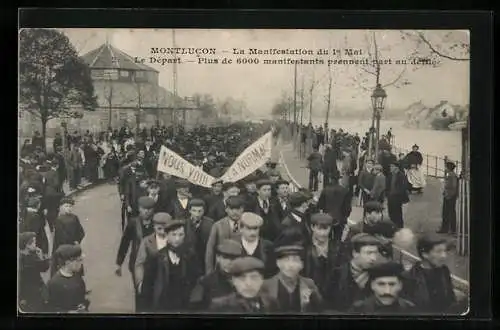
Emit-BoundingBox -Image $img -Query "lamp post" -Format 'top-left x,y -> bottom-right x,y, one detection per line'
371,84 -> 387,162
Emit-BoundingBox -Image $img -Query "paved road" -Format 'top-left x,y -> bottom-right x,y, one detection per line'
73,183 -> 135,313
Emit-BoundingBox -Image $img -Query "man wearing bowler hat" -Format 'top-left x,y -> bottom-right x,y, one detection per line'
349,261 -> 416,314
190,239 -> 243,310
209,256 -> 278,313
115,196 -> 156,312
134,212 -> 172,312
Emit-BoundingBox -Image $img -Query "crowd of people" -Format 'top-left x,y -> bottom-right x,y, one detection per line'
18,121 -> 463,315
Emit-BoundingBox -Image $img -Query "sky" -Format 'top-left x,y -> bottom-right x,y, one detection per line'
60,28 -> 469,116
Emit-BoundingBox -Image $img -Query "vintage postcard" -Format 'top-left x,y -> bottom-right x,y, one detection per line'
18,28 -> 470,315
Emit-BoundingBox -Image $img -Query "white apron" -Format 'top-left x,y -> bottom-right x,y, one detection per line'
406,166 -> 426,188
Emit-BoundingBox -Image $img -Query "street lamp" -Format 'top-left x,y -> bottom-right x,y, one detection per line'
371,84 -> 387,162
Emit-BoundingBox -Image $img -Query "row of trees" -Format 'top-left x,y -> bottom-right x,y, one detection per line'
272,30 -> 470,125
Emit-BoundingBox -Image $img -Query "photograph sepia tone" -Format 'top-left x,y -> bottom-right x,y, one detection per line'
18,28 -> 470,315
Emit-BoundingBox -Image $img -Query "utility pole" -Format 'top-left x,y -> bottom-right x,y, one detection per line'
325,65 -> 333,128
308,69 -> 315,125
172,29 -> 179,135
293,62 -> 298,135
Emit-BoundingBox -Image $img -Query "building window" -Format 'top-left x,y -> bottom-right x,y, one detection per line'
103,69 -> 119,80
120,70 -> 129,77
135,71 -> 144,78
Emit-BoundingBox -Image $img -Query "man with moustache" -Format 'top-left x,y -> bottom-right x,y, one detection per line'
115,196 -> 156,312
272,179 -> 290,222
134,212 -> 172,312
166,179 -> 193,220
207,182 -> 240,222
233,212 -> 275,278
184,199 -> 214,272
189,239 -> 243,311
151,218 -> 201,312
349,261 -> 416,315
327,233 -> 382,312
246,179 -> 281,242
302,213 -> 340,309
261,237 -> 323,313
205,196 -> 245,274
209,256 -> 279,313
402,234 -> 457,313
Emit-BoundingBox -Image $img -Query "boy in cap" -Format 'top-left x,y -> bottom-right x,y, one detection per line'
166,178 -> 192,220
438,161 -> 459,234
184,198 -> 215,272
152,218 -> 201,312
261,234 -> 323,313
115,196 -> 156,310
205,196 -> 245,274
271,179 -> 290,222
52,197 -> 85,263
246,179 -> 281,242
47,244 -> 89,313
370,164 -> 386,204
18,232 -> 50,312
240,174 -> 258,210
281,191 -> 311,242
20,196 -> 49,256
402,233 -> 456,313
302,213 -> 340,307
134,212 -> 173,312
190,239 -> 243,310
207,182 -> 240,221
209,256 -> 278,313
327,233 -> 383,312
349,261 -> 416,314
234,212 -> 275,278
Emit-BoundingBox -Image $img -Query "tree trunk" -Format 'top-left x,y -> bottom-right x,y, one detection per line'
41,116 -> 48,153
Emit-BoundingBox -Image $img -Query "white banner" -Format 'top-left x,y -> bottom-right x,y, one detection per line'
219,131 -> 273,183
157,146 -> 216,188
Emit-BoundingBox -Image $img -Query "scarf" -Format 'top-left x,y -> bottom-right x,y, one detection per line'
350,261 -> 370,289
290,209 -> 305,222
312,237 -> 329,258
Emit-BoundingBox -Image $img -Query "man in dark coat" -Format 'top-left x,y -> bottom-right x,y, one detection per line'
151,218 -> 201,312
307,147 -> 323,192
123,159 -> 149,220
370,164 -> 386,204
21,196 -> 49,255
322,144 -> 340,188
189,239 -> 242,311
327,233 -> 380,312
19,232 -> 50,312
317,174 -> 352,242
184,199 -> 215,272
271,179 -> 290,223
203,179 -> 224,209
39,159 -> 63,231
115,196 -> 156,312
358,160 -> 376,207
349,261 -> 417,315
207,182 -> 240,222
438,162 -> 459,234
281,192 -> 312,242
166,179 -> 192,220
386,162 -> 410,229
245,179 -> 281,242
402,234 -> 457,313
240,174 -> 259,211
209,256 -> 279,313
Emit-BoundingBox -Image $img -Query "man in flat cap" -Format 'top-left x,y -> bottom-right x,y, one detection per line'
402,233 -> 457,313
203,179 -> 224,211
246,179 -> 281,242
240,174 -> 259,210
134,212 -> 172,312
307,147 -> 323,192
166,178 -> 192,220
233,212 -> 275,278
317,169 -> 352,242
145,180 -> 168,214
184,198 -> 215,272
438,161 -> 459,234
189,239 -> 243,310
52,197 -> 85,265
115,196 -> 156,311
18,232 -> 50,312
205,196 -> 245,274
262,236 -> 323,313
47,244 -> 89,313
271,179 -> 290,222
327,233 -> 382,312
281,191 -> 312,242
349,261 -> 416,314
386,161 -> 410,229
152,218 -> 201,312
209,256 -> 278,313
302,213 -> 341,308
207,182 -> 240,222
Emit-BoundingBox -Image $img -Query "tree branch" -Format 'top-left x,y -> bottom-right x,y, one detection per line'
417,32 -> 470,61
382,66 -> 407,88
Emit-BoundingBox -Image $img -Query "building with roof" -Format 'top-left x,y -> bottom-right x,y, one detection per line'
19,42 -> 201,137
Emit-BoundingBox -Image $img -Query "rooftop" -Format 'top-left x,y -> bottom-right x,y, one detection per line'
81,43 -> 158,72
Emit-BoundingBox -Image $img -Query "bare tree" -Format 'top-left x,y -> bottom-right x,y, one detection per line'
400,30 -> 470,62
